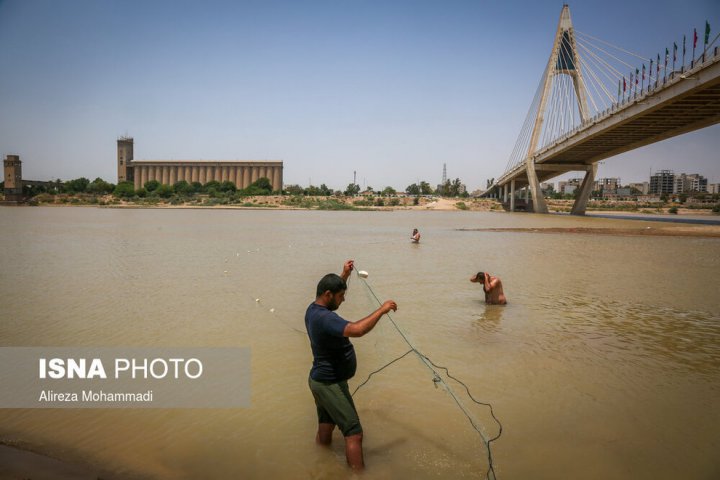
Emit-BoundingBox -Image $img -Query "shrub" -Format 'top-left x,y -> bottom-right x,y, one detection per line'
144,180 -> 160,192
668,206 -> 678,214
456,202 -> 468,210
113,181 -> 135,199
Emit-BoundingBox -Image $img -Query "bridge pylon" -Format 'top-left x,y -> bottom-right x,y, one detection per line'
526,4 -> 591,214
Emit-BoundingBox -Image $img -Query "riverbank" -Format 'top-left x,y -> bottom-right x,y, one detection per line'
459,224 -> 720,238
5,193 -> 720,217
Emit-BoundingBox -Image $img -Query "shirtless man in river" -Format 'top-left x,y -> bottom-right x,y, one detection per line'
470,271 -> 507,305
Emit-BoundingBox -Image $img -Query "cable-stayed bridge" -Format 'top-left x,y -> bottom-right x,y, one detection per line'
487,5 -> 720,214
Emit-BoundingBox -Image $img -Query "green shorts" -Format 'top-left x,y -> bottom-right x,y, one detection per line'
308,376 -> 363,437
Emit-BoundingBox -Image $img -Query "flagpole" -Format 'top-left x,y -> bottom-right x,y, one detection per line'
703,21 -> 711,63
672,42 -> 677,76
641,64 -> 645,93
682,34 -> 686,73
692,28 -> 697,68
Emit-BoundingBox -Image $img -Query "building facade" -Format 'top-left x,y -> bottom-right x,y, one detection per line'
117,138 -> 283,191
594,177 -> 620,193
673,173 -> 707,193
628,182 -> 650,195
649,170 -> 674,194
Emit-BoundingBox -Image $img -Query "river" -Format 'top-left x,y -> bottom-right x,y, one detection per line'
0,206 -> 718,479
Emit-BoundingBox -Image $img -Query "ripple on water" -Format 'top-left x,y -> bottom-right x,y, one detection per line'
530,292 -> 720,380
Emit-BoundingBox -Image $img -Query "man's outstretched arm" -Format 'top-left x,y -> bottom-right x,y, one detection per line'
344,301 -> 397,338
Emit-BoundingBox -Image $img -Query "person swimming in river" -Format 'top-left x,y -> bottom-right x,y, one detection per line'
411,228 -> 421,243
470,271 -> 507,305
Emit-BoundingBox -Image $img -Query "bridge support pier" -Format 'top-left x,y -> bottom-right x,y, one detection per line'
510,180 -> 516,211
570,163 -> 597,215
526,158 -> 549,214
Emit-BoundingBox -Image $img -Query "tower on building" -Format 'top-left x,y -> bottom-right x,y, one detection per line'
117,137 -> 134,184
3,155 -> 23,202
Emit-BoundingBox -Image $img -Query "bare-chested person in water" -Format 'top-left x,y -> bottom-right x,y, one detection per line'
470,271 -> 507,305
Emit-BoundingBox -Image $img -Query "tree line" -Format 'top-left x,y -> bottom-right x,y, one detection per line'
4,175 -> 473,200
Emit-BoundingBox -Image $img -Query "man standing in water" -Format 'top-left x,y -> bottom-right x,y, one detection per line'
305,260 -> 397,471
411,228 -> 421,243
470,271 -> 507,305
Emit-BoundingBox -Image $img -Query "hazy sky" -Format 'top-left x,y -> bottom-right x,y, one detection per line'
1,0 -> 718,191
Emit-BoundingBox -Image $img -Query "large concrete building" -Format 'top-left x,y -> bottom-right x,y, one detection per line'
118,137 -> 283,191
673,173 -> 707,193
649,170 -> 675,195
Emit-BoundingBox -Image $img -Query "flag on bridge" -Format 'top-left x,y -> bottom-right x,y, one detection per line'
642,64 -> 646,80
683,35 -> 687,56
635,68 -> 639,84
694,28 -> 698,48
664,47 -> 669,68
673,42 -> 678,61
705,21 -> 711,46
649,58 -> 654,79
623,76 -> 626,92
657,53 -> 660,74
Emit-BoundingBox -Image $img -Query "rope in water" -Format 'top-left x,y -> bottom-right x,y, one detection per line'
351,268 -> 503,480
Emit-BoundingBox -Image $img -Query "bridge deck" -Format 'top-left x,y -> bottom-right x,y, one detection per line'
498,52 -> 720,188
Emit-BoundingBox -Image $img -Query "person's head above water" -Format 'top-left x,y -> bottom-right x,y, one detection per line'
470,271 -> 485,283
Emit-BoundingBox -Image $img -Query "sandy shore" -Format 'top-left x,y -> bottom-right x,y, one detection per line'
459,225 -> 720,238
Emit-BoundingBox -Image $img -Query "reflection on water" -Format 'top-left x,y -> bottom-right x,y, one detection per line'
0,207 -> 719,479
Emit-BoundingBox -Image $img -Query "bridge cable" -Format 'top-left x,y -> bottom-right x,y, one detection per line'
349,268 -> 503,480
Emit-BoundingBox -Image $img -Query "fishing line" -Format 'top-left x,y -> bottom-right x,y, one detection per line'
350,267 -> 503,480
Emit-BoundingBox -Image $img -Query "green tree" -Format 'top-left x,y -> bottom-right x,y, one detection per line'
65,177 -> 90,193
344,183 -> 360,196
319,184 -> 332,196
285,184 -> 304,195
449,178 -> 463,197
382,186 -> 396,196
204,180 -> 221,191
173,180 -> 193,196
253,177 -> 272,192
144,180 -> 160,192
419,181 -> 433,195
220,180 -> 237,193
87,177 -> 114,194
113,181 -> 135,198
191,181 -> 203,193
240,177 -> 272,196
437,180 -> 450,196
156,184 -> 175,198
406,183 -> 420,195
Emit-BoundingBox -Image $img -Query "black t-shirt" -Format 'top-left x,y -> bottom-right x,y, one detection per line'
305,302 -> 357,382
